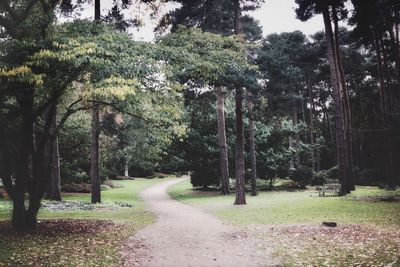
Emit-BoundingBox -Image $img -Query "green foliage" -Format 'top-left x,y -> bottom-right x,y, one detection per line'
158,26 -> 257,88
314,165 -> 340,185
289,165 -> 314,188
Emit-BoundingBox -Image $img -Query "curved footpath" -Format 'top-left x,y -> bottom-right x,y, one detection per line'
121,178 -> 277,267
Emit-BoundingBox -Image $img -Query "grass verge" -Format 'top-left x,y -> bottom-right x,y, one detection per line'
168,179 -> 400,266
0,178 -> 168,266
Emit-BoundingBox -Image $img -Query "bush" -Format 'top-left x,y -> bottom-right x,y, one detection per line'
191,167 -> 219,189
313,165 -> 340,185
311,171 -> 327,186
62,183 -> 91,193
104,180 -> 123,188
100,184 -> 112,191
289,166 -> 314,188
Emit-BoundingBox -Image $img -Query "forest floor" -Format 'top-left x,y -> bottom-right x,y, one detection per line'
168,179 -> 400,266
0,178 -> 167,266
121,178 -> 279,267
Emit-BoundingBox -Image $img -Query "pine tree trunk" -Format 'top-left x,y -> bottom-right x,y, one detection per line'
293,109 -> 301,167
90,0 -> 101,204
216,86 -> 230,195
322,7 -> 348,195
376,34 -> 395,189
308,83 -> 316,171
248,93 -> 257,196
233,0 -> 246,205
90,104 -> 101,203
95,0 -> 101,21
332,8 -> 354,191
234,87 -> 246,204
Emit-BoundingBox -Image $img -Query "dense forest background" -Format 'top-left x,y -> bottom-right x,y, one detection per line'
0,0 -> 399,229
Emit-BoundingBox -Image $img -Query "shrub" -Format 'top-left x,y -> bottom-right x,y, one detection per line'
62,183 -> 91,193
289,166 -> 314,188
104,180 -> 123,188
191,167 -> 219,189
100,184 -> 112,191
312,171 -> 327,186
314,165 -> 340,185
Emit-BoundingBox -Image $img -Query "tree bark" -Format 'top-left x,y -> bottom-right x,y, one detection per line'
95,0 -> 101,21
234,87 -> 246,205
90,0 -> 101,204
308,83 -> 316,171
12,91 -> 34,230
332,8 -> 354,191
124,160 -> 129,177
322,7 -> 348,195
247,93 -> 257,196
375,34 -> 395,189
0,124 -> 14,200
45,107 -> 61,201
232,0 -> 246,205
293,109 -> 301,168
216,86 -> 230,195
90,104 -> 101,203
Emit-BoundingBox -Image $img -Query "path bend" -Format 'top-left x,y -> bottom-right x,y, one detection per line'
121,178 -> 275,267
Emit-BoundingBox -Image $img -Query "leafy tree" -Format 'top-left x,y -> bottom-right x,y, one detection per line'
158,26 -> 256,192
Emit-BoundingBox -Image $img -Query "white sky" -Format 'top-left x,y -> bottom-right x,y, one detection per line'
249,0 -> 324,37
70,0 -> 332,41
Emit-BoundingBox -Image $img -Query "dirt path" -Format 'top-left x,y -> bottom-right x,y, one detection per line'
121,178 -> 277,267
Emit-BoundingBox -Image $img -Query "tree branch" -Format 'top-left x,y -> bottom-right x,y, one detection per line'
90,100 -> 149,123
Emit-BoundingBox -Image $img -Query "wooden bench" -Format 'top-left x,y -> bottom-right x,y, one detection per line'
316,183 -> 340,197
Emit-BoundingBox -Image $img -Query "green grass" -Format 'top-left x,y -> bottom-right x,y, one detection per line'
1,178 -> 167,223
168,180 -> 400,266
0,177 -> 169,266
168,179 -> 400,226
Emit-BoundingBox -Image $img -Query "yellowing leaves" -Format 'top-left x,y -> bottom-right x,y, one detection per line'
0,66 -> 31,77
86,76 -> 143,100
0,66 -> 44,86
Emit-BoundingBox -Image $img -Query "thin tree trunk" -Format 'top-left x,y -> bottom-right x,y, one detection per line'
289,136 -> 294,169
233,0 -> 246,205
124,160 -> 129,177
322,7 -> 348,195
293,109 -> 301,167
90,104 -> 101,203
216,86 -> 230,195
90,0 -> 101,204
308,83 -> 316,171
234,87 -> 246,204
247,93 -> 257,196
45,107 -> 61,201
332,8 -> 354,191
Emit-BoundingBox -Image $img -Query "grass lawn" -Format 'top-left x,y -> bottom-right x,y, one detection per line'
168,179 -> 400,266
0,178 -> 169,266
